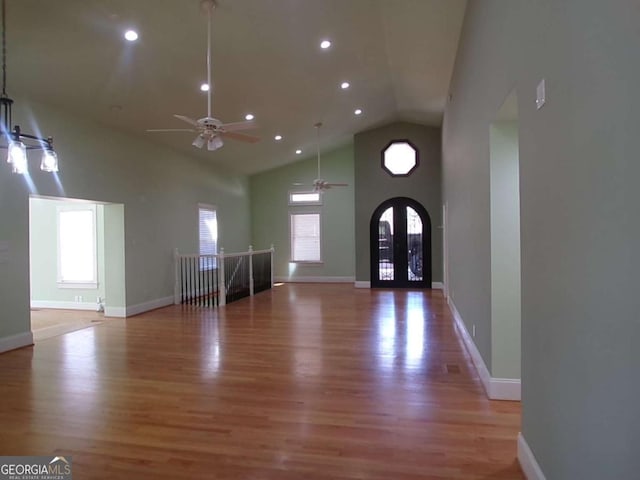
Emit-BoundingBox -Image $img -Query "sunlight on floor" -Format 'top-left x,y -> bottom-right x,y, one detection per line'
30,309 -> 104,342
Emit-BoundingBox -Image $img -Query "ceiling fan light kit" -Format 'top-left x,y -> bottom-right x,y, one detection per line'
1,0 -> 59,175
147,0 -> 259,151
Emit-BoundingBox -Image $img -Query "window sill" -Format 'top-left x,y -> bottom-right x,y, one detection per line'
57,282 -> 98,290
290,261 -> 324,265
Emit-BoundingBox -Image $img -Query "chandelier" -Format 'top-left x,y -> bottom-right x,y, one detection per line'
1,0 -> 58,174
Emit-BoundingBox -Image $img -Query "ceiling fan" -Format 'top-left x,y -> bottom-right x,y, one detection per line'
146,0 -> 259,151
294,122 -> 349,192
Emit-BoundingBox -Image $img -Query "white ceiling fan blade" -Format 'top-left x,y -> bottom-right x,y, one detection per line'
219,120 -> 257,132
221,131 -> 260,143
173,114 -> 200,127
325,183 -> 349,187
146,128 -> 196,133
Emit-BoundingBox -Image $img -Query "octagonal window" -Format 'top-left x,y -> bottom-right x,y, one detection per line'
382,140 -> 419,176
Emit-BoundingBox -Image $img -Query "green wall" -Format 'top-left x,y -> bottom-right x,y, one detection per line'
489,121 -> 521,380
29,198 -> 106,307
103,203 -> 126,312
0,96 -> 251,344
250,144 -> 355,281
443,0 -> 639,477
354,121 -> 442,284
0,166 -> 30,340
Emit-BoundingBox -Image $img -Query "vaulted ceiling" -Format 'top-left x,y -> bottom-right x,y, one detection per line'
8,0 -> 466,174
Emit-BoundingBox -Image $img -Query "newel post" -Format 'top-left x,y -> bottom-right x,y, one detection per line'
270,244 -> 275,287
173,248 -> 180,305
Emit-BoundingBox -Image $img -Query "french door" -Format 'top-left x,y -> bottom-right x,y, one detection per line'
370,197 -> 431,288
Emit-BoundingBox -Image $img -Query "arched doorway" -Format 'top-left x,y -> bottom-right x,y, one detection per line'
370,197 -> 431,288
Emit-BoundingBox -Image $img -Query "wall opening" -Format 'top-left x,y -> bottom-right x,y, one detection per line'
29,196 -> 126,341
489,90 -> 521,381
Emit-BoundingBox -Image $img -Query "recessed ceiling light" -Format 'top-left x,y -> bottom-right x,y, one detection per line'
245,113 -> 254,121
124,30 -> 138,42
274,135 -> 283,141
295,149 -> 302,155
354,108 -> 363,115
200,83 -> 210,92
341,82 -> 350,90
320,39 -> 331,49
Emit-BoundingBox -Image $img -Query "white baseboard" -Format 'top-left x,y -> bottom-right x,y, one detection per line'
490,377 -> 522,401
449,300 -> 491,396
104,306 -> 126,318
126,295 -> 174,317
275,276 -> 355,283
0,331 -> 34,353
518,433 -> 547,480
31,300 -> 97,311
432,282 -> 444,289
448,299 -> 520,401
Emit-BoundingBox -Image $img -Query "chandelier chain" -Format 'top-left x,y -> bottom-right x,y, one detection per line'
1,0 -> 6,97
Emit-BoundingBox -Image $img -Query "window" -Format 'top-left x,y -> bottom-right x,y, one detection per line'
199,205 -> 218,268
382,140 -> 419,176
290,212 -> 321,262
57,205 -> 97,288
289,191 -> 322,206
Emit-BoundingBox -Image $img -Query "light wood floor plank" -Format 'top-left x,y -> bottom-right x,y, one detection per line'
0,284 -> 523,479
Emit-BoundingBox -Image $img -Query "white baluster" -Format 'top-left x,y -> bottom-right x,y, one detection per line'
218,248 -> 226,306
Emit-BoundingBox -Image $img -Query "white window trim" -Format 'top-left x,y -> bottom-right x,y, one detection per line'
288,190 -> 323,206
289,210 -> 323,264
56,204 -> 98,289
198,203 -> 218,271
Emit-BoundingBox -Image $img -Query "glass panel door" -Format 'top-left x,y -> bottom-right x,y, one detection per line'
406,207 -> 423,282
378,207 -> 394,281
370,197 -> 431,288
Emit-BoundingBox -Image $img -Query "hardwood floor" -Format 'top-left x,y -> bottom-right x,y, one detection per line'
30,308 -> 105,342
0,284 -> 523,479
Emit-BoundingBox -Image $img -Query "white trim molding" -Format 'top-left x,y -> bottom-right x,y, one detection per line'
450,300 -> 491,395
31,300 -> 97,311
275,276 -> 355,284
449,299 -> 521,401
490,377 -> 521,401
431,282 -> 444,289
104,306 -> 126,318
126,296 -> 174,317
518,433 -> 547,480
0,331 -> 34,353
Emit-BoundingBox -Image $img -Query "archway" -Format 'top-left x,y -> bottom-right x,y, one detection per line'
370,197 -> 431,288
